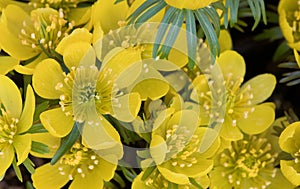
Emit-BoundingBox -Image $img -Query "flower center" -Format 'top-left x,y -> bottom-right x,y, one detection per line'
286,0 -> 300,42
18,8 -> 73,53
293,149 -> 300,163
0,108 -> 18,152
165,124 -> 200,168
219,136 -> 277,188
57,142 -> 100,179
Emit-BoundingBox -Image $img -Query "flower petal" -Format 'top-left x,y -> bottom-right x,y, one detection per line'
196,127 -> 220,158
240,74 -> 276,105
32,59 -> 64,99
0,5 -> 38,60
150,135 -> 167,165
0,146 -> 14,176
238,104 -> 275,135
70,170 -> 104,189
132,172 -> 156,189
55,28 -> 92,55
280,160 -> 300,186
217,50 -> 246,80
63,42 -> 92,69
220,116 -> 243,141
40,108 -> 74,137
32,163 -> 70,189
132,78 -> 169,100
219,29 -> 233,52
13,134 -> 31,165
98,157 -> 117,181
30,133 -> 60,158
0,75 -> 22,118
18,85 -> 35,133
0,56 -> 19,75
279,122 -> 300,154
111,93 -> 141,122
14,53 -> 48,75
158,166 -> 189,185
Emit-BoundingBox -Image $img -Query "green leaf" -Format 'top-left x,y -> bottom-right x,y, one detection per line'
254,26 -> 283,42
160,10 -> 185,59
189,178 -> 203,189
273,41 -> 293,62
195,9 -> 220,64
185,10 -> 197,69
168,182 -> 179,189
141,165 -> 156,181
127,0 -> 160,22
280,71 -> 300,83
114,0 -> 124,4
23,158 -> 35,174
50,122 -> 83,165
113,172 -> 126,188
224,0 -> 240,28
202,6 -> 220,36
33,101 -> 49,121
12,158 -> 23,182
120,166 -> 137,182
31,141 -> 50,154
135,0 -> 167,24
278,62 -> 299,69
26,123 -> 48,134
26,181 -> 35,189
152,7 -> 177,59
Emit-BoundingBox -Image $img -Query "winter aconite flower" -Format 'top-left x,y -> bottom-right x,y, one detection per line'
191,50 -> 276,140
0,75 -> 35,177
279,121 -> 300,186
138,109 -> 220,186
0,5 -> 73,74
32,142 -> 118,189
210,135 -> 294,189
164,0 -> 218,10
278,0 -> 300,51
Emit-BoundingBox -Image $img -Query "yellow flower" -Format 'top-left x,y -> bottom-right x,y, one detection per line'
32,142 -> 118,189
278,0 -> 300,50
210,135 -> 295,189
138,109 -> 220,186
32,29 -> 140,152
165,0 -> 218,10
279,121 -> 300,186
191,50 -> 276,140
0,5 -> 73,74
0,75 -> 35,177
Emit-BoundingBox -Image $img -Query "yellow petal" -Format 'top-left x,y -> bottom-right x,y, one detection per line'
68,7 -> 91,27
92,0 -> 128,33
30,133 -> 60,158
98,157 -> 118,181
132,172 -> 155,189
111,93 -> 141,122
165,0 -> 217,10
150,135 -> 167,165
240,74 -> 276,105
197,127 -> 220,158
92,22 -> 104,45
279,122 -> 300,154
0,5 -> 38,60
32,163 -> 70,189
219,29 -> 233,52
217,50 -> 246,79
0,146 -> 14,176
220,116 -> 243,141
167,110 -> 199,134
70,169 -> 104,189
280,160 -> 300,186
267,168 -> 296,189
18,85 -> 35,133
294,49 -> 300,68
63,42 -> 92,69
14,53 -> 48,75
56,28 -> 92,55
238,104 -> 275,135
32,59 -> 64,99
13,134 -> 31,165
82,114 -> 121,150
40,108 -> 74,137
158,166 -> 189,185
0,56 -> 19,75
0,75 -> 22,118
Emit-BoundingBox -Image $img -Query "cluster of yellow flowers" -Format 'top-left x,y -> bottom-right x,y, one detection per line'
0,0 -> 300,188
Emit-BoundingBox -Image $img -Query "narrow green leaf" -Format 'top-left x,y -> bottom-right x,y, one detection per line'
280,71 -> 300,83
26,123 -> 48,134
185,10 -> 197,69
50,122 -> 83,165
23,158 -> 35,174
127,0 -> 160,21
135,0 -> 167,24
273,41 -> 292,62
12,158 -> 23,182
254,26 -> 283,42
278,62 -> 299,69
120,167 -> 137,182
141,166 -> 156,181
113,172 -> 126,188
189,177 -> 203,189
152,7 -> 177,59
26,181 -> 35,189
160,10 -> 185,59
168,182 -> 179,189
202,6 -> 220,36
287,78 -> 300,86
259,0 -> 267,25
31,141 -> 50,154
33,101 -> 49,122
195,9 -> 220,64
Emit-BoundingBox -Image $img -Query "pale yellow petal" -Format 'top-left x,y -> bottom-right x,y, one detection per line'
13,134 -> 31,165
63,42 -> 91,69
0,56 -> 19,75
0,146 -> 14,176
150,135 -> 167,165
30,132 -> 60,158
18,85 -> 35,133
158,166 -> 189,185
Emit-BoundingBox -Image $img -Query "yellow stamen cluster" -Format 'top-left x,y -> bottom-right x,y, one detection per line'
0,108 -> 18,152
165,125 -> 200,168
18,8 -> 73,54
144,169 -> 169,188
58,142 -> 100,179
219,136 -> 277,188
